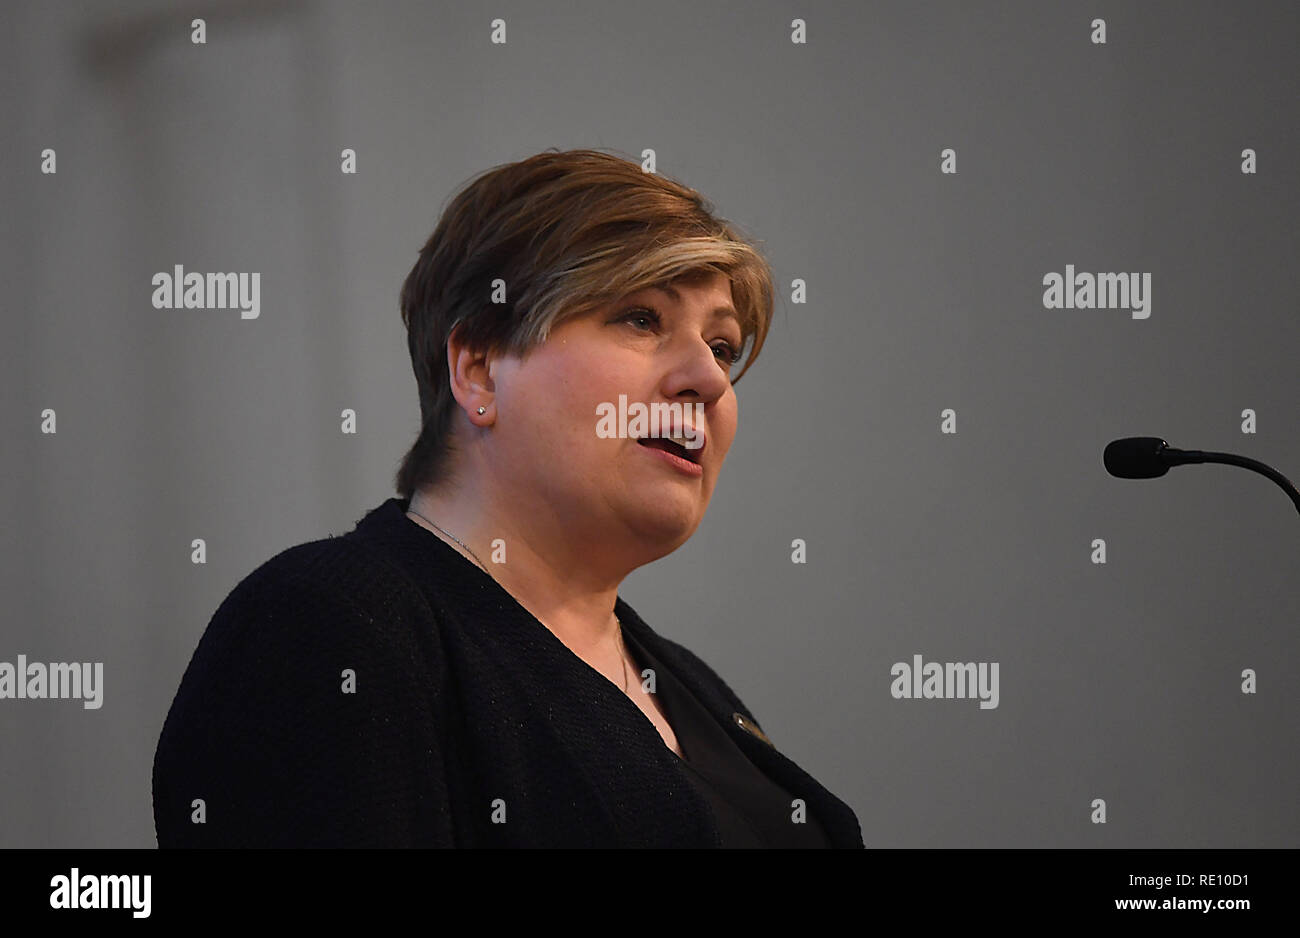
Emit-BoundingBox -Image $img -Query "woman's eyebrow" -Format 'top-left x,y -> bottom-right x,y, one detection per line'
647,284 -> 741,327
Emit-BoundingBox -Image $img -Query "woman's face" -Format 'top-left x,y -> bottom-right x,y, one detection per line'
487,271 -> 742,561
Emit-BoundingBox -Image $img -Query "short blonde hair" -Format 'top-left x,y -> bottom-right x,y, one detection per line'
394,147 -> 775,498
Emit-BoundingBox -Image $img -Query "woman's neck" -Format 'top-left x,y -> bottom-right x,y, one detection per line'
407,484 -> 626,660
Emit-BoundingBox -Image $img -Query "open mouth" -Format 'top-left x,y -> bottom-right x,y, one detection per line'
635,435 -> 702,464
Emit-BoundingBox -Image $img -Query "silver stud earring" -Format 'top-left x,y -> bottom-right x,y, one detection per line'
476,406 -> 486,415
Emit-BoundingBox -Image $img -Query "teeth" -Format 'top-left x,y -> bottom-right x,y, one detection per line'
637,433 -> 700,450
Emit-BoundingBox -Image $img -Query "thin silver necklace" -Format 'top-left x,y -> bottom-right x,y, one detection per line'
405,501 -> 630,693
406,502 -> 490,572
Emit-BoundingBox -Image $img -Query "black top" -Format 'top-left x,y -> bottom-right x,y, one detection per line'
621,628 -> 833,848
153,496 -> 864,848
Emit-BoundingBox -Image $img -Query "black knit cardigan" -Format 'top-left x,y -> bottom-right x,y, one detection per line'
152,497 -> 865,848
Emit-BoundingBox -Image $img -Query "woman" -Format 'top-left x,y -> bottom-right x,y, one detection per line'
153,148 -> 864,848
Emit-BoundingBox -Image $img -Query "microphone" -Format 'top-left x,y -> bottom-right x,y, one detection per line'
1104,437 -> 1300,516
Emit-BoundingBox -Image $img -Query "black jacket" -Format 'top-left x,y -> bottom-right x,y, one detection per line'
152,497 -> 865,847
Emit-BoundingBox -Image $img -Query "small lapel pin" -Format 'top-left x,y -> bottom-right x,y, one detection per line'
732,711 -> 775,747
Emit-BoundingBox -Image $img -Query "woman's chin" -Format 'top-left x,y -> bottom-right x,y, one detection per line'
620,500 -> 701,551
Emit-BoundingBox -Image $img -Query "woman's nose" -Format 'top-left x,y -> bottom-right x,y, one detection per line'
662,336 -> 731,402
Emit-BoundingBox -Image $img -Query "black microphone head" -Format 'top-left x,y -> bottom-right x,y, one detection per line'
1104,437 -> 1171,479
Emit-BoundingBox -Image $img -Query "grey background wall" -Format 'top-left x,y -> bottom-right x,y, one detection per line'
2,0 -> 1296,848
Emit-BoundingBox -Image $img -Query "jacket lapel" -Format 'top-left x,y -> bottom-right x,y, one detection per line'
614,598 -> 865,848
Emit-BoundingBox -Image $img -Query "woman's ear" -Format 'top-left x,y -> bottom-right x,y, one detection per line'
445,322 -> 496,425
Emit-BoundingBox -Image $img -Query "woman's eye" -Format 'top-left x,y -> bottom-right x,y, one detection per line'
712,343 -> 741,364
623,309 -> 660,330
